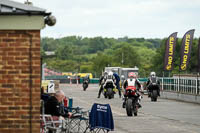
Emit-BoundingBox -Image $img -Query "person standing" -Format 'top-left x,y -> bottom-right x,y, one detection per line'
113,72 -> 121,98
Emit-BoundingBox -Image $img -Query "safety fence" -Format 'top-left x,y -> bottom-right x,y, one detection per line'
45,76 -> 100,84
159,77 -> 200,95
45,75 -> 148,84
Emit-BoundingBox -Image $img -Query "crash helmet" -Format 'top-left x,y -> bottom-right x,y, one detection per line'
107,71 -> 113,79
150,72 -> 156,77
104,71 -> 108,76
128,72 -> 136,78
108,71 -> 113,75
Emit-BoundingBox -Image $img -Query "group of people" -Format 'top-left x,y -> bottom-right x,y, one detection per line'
97,71 -> 141,107
98,71 -> 121,98
97,70 -> 160,108
41,71 -> 160,121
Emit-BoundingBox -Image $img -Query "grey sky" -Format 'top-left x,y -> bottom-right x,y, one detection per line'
14,0 -> 200,38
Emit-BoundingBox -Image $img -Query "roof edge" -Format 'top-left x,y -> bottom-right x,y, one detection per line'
0,12 -> 51,16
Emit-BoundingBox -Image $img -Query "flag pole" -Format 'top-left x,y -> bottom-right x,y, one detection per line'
162,71 -> 164,91
197,73 -> 199,95
178,70 -> 180,93
197,38 -> 200,95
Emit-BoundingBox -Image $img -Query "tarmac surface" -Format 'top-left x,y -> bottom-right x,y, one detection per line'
61,84 -> 200,133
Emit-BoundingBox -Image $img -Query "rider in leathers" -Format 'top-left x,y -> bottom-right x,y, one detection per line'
146,72 -> 160,97
97,71 -> 116,98
122,72 -> 142,108
98,72 -> 107,98
83,75 -> 90,84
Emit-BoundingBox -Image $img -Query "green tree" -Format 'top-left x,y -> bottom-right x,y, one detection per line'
92,52 -> 112,77
151,39 -> 166,76
55,45 -> 73,60
88,37 -> 108,53
112,43 -> 140,67
46,59 -> 79,72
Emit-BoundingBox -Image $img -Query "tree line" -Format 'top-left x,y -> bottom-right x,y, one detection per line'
41,36 -> 199,78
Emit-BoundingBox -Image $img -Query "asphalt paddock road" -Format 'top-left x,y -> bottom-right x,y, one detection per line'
60,84 -> 200,133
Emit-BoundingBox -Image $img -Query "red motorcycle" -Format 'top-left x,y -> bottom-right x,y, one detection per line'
124,86 -> 139,116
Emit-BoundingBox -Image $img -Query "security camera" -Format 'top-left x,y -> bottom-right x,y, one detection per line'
45,15 -> 56,26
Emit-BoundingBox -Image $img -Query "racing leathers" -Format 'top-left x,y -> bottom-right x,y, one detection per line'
146,76 -> 160,97
97,73 -> 116,98
83,75 -> 90,84
122,78 -> 142,108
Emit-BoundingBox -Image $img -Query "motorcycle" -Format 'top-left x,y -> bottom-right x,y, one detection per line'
82,80 -> 89,91
103,80 -> 116,99
148,84 -> 159,102
124,86 -> 139,116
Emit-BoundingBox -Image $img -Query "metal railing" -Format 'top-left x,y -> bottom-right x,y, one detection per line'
159,77 -> 200,95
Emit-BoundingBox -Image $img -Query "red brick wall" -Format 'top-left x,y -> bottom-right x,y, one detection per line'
0,30 -> 41,133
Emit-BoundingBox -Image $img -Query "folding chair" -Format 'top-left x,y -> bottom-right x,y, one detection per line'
64,107 -> 89,133
40,114 -> 67,133
40,99 -> 66,133
84,103 -> 114,133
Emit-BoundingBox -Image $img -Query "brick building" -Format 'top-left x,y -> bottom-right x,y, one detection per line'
0,0 -> 55,132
